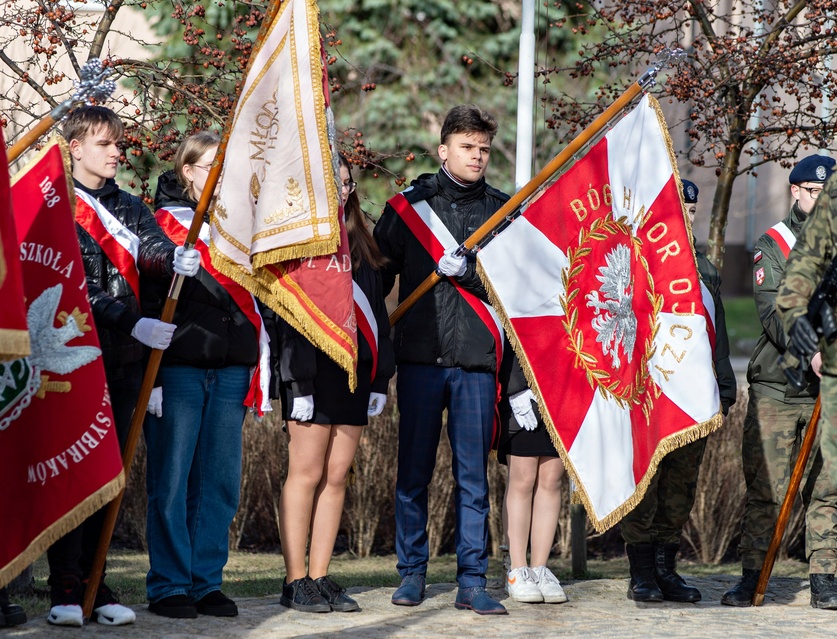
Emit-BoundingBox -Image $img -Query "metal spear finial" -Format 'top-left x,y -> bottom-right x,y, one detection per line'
49,58 -> 116,121
638,47 -> 687,89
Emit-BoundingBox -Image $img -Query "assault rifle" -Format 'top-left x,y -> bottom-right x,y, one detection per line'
781,254 -> 837,390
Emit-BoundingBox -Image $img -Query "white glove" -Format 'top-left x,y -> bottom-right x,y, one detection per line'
290,395 -> 315,421
509,389 -> 538,431
437,250 -> 466,277
367,392 -> 387,417
147,387 -> 163,418
173,245 -> 201,277
131,317 -> 177,350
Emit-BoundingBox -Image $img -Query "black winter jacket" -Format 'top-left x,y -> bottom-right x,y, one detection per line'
140,171 -> 259,369
373,170 -> 509,373
75,178 -> 175,378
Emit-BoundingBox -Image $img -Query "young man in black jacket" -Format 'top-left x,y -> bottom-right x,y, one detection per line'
45,106 -> 200,627
374,104 -> 508,615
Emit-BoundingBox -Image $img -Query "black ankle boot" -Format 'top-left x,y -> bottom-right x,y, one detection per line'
626,543 -> 663,602
653,543 -> 701,602
720,568 -> 760,607
810,574 -> 837,609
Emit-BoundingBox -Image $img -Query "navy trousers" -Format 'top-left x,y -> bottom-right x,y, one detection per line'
395,363 -> 495,588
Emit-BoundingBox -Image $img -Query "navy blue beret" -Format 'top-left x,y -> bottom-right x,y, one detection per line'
681,179 -> 699,204
789,154 -> 835,185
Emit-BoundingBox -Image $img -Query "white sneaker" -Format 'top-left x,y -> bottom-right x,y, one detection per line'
532,565 -> 568,603
506,566 -> 544,603
93,602 -> 137,625
48,604 -> 83,627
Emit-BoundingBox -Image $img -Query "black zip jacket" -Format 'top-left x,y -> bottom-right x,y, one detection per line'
373,169 -> 510,373
75,178 -> 175,378
140,170 -> 259,369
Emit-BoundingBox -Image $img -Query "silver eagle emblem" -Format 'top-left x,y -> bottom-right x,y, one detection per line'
585,244 -> 637,370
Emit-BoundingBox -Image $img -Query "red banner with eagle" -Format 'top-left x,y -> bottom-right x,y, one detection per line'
477,95 -> 722,532
0,138 -> 123,588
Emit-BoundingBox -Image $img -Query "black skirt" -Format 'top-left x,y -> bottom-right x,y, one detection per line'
280,349 -> 372,426
497,409 -> 559,465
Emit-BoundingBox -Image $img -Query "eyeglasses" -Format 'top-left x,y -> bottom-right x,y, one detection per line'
341,180 -> 357,194
800,186 -> 823,199
192,164 -> 212,173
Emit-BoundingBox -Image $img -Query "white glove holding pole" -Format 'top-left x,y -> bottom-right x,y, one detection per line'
147,387 -> 163,418
367,392 -> 387,417
437,249 -> 467,277
290,395 -> 315,421
131,318 -> 176,350
509,389 -> 538,431
173,245 -> 201,277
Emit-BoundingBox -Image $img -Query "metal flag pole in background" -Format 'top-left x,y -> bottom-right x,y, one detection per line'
81,0 -> 285,618
752,396 -> 821,606
6,59 -> 115,164
387,47 -> 687,327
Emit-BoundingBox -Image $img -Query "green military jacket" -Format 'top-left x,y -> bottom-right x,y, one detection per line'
695,248 -> 737,413
777,174 -> 837,378
748,203 -> 820,402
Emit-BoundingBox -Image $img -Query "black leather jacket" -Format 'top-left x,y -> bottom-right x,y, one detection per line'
75,178 -> 176,378
374,169 -> 509,373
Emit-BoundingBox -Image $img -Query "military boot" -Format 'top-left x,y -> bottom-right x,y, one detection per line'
720,568 -> 759,607
653,542 -> 701,602
810,574 -> 837,610
626,543 -> 663,602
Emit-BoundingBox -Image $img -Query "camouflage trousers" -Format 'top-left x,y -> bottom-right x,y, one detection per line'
737,389 -> 836,574
621,437 -> 707,545
811,374 -> 837,573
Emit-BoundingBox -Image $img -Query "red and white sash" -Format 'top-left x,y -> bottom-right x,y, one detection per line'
74,190 -> 140,302
352,280 -> 379,383
155,206 -> 272,416
388,191 -> 504,446
766,221 -> 795,259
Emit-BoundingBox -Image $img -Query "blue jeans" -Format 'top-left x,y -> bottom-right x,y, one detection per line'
394,364 -> 495,588
144,365 -> 249,603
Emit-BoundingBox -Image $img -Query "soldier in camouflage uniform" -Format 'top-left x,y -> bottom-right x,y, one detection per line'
620,179 -> 737,603
777,165 -> 837,610
723,155 -> 837,609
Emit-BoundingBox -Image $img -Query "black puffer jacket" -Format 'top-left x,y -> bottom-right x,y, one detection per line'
374,170 -> 509,373
75,178 -> 175,377
140,171 -> 259,369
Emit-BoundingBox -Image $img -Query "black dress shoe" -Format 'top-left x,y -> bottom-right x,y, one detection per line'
314,575 -> 360,612
720,569 -> 760,607
148,594 -> 198,619
280,576 -> 331,613
195,590 -> 238,617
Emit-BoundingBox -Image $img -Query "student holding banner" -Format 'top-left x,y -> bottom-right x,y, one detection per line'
46,106 -> 200,627
141,131 -> 270,619
373,104 -> 509,615
274,154 -> 394,613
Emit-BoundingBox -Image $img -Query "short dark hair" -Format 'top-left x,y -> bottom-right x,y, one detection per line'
440,105 -> 498,145
62,105 -> 123,144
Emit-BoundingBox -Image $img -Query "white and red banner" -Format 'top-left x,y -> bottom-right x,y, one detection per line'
0,138 -> 123,588
477,95 -> 721,531
210,0 -> 356,386
0,128 -> 30,362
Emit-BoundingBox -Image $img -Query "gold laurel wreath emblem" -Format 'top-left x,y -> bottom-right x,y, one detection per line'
560,214 -> 663,424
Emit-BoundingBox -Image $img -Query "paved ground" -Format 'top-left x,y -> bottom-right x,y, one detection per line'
4,574 -> 836,638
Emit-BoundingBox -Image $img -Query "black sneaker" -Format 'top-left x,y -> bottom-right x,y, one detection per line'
0,588 -> 26,627
279,576 -> 331,613
314,575 -> 360,612
148,594 -> 198,619
195,590 -> 238,617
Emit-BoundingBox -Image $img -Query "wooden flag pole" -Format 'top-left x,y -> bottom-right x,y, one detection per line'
752,395 -> 821,606
7,59 -> 116,165
388,49 -> 685,327
81,0 -> 284,619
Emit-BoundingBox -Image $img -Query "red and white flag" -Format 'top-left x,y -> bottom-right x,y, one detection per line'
210,0 -> 357,386
0,138 -> 123,587
477,95 -> 721,531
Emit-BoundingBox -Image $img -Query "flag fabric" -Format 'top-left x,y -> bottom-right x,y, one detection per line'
210,0 -> 357,387
0,138 -> 124,588
0,127 -> 30,362
476,94 -> 722,532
